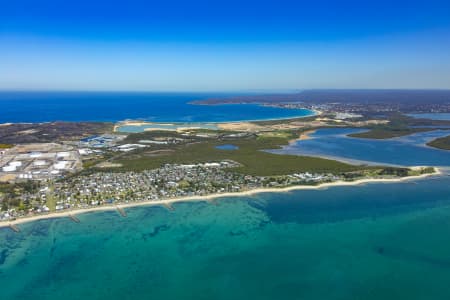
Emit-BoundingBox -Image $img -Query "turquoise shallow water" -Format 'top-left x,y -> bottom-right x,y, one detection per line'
1,175 -> 450,300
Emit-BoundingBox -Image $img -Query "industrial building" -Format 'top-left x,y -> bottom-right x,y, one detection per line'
0,143 -> 82,182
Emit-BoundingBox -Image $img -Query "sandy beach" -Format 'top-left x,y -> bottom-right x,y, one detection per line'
0,168 -> 440,229
298,129 -> 316,141
113,121 -> 157,132
116,120 -> 266,132
113,109 -> 320,133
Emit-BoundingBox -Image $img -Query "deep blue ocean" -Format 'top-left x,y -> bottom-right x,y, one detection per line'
0,92 -> 312,123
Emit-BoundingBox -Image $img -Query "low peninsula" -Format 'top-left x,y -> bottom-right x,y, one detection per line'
1,91 -> 449,226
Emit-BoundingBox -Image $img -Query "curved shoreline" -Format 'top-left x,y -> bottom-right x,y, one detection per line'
278,128 -> 450,167
113,109 -> 319,132
0,168 -> 440,229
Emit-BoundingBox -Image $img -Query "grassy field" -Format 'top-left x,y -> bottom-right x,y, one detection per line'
251,115 -> 319,126
100,135 -> 376,176
45,184 -> 57,211
0,144 -> 13,149
258,131 -> 297,139
0,181 -> 40,211
121,130 -> 193,143
427,135 -> 450,150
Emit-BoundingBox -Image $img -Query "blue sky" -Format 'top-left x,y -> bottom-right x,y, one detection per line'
1,0 -> 450,91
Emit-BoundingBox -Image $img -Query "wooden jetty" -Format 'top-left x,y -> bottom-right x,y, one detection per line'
206,198 -> 218,206
68,214 -> 80,223
162,203 -> 175,211
204,198 -> 218,205
116,206 -> 127,217
9,224 -> 20,233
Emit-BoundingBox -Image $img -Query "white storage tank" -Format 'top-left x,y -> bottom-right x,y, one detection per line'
54,161 -> 68,170
33,160 -> 47,166
29,152 -> 42,158
57,152 -> 70,158
9,161 -> 22,167
2,165 -> 16,172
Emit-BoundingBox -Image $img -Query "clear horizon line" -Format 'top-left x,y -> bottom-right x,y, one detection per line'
1,88 -> 450,93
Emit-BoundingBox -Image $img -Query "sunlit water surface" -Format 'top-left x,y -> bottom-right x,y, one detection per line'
1,175 -> 450,300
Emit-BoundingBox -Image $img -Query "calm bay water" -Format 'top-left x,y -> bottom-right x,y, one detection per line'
0,92 -> 313,123
273,128 -> 450,166
407,113 -> 450,121
1,175 -> 450,300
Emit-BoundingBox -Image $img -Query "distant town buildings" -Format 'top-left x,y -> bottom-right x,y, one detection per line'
0,160 -> 340,221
